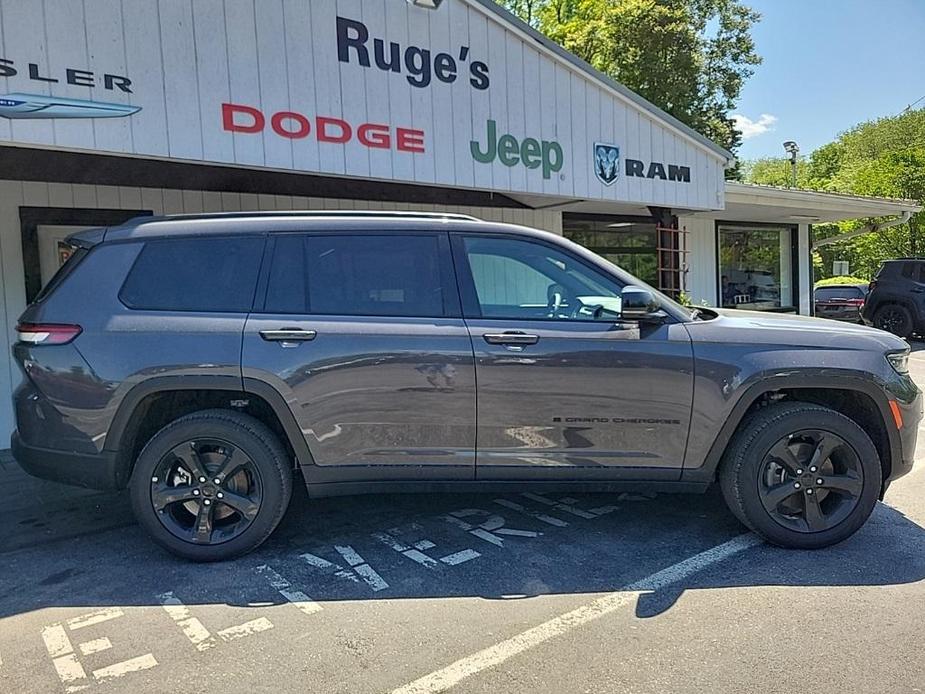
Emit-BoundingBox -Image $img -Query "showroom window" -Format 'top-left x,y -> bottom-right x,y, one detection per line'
563,214 -> 658,285
718,224 -> 796,311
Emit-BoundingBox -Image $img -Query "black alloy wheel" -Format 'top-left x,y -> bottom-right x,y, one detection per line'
757,430 -> 863,533
150,439 -> 263,545
130,409 -> 292,561
719,402 -> 881,549
873,304 -> 912,337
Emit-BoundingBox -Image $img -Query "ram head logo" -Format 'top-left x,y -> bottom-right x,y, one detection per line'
594,142 -> 620,186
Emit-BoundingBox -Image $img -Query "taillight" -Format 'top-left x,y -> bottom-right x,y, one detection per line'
845,298 -> 865,306
16,323 -> 82,345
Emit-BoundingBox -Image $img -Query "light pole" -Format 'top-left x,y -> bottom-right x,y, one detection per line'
783,141 -> 799,188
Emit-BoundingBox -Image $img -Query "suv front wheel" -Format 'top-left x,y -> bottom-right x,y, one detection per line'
873,303 -> 913,338
719,402 -> 881,549
130,409 -> 293,561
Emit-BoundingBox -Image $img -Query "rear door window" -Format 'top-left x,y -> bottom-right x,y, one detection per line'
120,236 -> 265,312
263,233 -> 454,318
815,287 -> 863,301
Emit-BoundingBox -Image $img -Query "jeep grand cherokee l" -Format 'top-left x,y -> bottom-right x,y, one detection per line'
12,212 -> 922,561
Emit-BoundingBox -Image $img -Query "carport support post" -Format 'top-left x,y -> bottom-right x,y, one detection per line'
798,222 -> 812,315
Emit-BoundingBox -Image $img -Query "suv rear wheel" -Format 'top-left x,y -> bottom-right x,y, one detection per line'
719,402 -> 881,549
129,409 -> 293,561
873,303 -> 913,338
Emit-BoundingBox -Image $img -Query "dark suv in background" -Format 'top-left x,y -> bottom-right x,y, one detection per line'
862,258 -> 925,337
12,212 -> 922,560
814,284 -> 867,323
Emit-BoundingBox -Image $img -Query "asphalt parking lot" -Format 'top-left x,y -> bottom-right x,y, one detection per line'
2,353 -> 925,693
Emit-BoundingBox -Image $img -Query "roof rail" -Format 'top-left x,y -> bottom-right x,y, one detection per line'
126,210 -> 482,225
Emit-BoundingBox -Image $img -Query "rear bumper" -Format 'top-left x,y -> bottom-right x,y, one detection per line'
11,431 -> 121,490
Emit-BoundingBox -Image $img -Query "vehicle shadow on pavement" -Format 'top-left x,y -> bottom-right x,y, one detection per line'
1,483 -> 924,622
632,501 -> 925,617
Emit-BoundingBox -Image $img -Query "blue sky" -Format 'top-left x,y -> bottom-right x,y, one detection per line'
732,0 -> 925,161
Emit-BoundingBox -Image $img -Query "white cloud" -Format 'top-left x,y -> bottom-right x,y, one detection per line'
732,113 -> 778,139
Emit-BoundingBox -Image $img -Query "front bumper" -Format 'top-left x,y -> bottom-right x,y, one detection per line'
11,431 -> 121,490
886,388 -> 923,487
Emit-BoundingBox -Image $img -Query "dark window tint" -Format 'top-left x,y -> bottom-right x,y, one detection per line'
265,234 -> 446,317
902,262 -> 915,278
34,246 -> 89,303
815,286 -> 864,301
120,236 -> 264,312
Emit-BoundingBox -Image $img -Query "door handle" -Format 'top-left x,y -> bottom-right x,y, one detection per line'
483,331 -> 539,345
259,328 -> 317,342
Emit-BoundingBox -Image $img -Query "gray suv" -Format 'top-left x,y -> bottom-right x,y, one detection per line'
12,212 -> 922,561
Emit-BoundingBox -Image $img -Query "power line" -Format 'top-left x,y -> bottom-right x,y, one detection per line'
901,94 -> 925,113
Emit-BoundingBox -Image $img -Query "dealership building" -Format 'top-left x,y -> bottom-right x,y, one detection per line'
0,0 -> 918,439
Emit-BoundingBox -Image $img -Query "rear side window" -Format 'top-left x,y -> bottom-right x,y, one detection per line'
815,287 -> 863,300
264,234 -> 448,317
120,236 -> 264,312
33,246 -> 89,304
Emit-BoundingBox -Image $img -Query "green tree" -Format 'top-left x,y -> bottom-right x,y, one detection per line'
496,0 -> 762,175
742,157 -> 811,188
744,108 -> 925,279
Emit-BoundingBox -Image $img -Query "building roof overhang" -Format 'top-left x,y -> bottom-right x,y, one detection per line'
696,182 -> 922,224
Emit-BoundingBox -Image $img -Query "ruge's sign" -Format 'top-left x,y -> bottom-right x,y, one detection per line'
0,0 -> 725,210
336,17 -> 490,91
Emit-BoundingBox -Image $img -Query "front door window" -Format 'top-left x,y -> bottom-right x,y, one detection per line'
460,236 -> 624,321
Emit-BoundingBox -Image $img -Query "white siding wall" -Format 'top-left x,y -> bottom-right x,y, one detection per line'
678,215 -> 717,307
0,0 -> 727,209
0,178 -> 563,440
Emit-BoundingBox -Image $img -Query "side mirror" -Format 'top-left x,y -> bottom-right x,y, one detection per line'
621,285 -> 661,320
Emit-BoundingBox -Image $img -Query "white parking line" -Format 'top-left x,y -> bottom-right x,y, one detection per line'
91,653 -> 158,683
521,493 -> 597,519
256,564 -> 323,616
390,533 -> 762,694
216,618 -> 274,642
66,608 -> 124,631
439,549 -> 480,566
41,624 -> 72,659
78,638 -> 112,656
493,498 -> 568,527
372,532 -> 440,569
158,592 -> 216,652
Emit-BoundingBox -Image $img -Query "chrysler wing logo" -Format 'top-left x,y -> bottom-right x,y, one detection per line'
0,93 -> 140,119
594,142 -> 620,186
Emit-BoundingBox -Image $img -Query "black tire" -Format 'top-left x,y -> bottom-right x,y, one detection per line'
719,402 -> 881,549
873,303 -> 913,338
130,409 -> 293,562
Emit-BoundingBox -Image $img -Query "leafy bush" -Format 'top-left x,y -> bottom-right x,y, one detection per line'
814,275 -> 869,287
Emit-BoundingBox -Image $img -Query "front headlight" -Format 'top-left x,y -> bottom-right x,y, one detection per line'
887,350 -> 910,375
